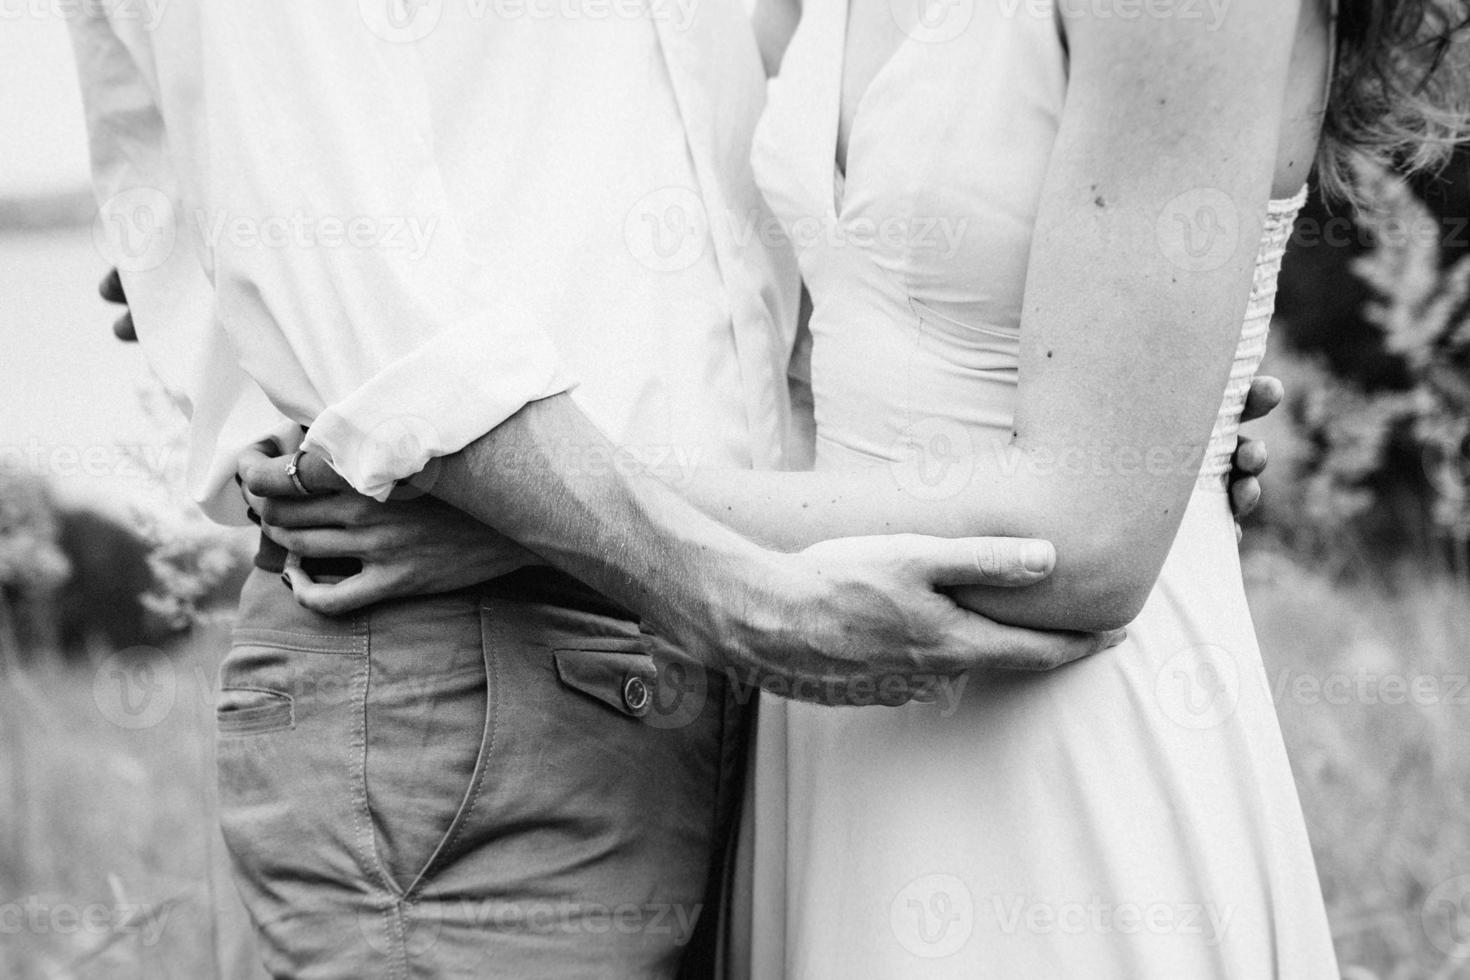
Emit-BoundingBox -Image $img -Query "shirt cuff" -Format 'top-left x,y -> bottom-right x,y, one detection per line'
300,317 -> 574,501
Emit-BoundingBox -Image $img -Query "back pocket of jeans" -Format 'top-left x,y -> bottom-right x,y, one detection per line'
216,688 -> 294,736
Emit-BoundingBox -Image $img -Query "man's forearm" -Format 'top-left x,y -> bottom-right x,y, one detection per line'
428,393 -> 775,659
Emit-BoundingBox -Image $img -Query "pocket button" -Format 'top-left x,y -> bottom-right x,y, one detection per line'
622,675 -> 651,717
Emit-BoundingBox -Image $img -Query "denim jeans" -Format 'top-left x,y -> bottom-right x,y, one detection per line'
216,566 -> 746,979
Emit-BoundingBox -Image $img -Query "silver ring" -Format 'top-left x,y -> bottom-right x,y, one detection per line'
284,449 -> 311,496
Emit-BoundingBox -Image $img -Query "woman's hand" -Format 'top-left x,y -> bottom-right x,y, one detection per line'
237,444 -> 541,615
1230,375 -> 1281,528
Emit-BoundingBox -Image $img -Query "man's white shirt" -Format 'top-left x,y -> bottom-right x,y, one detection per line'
68,0 -> 801,520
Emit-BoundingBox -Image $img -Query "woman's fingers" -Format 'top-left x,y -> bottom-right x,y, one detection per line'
112,310 -> 137,342
1233,436 -> 1268,475
283,556 -> 395,617
1230,476 -> 1262,518
263,525 -> 367,558
259,493 -> 380,529
1240,376 -> 1283,423
239,446 -> 349,498
99,267 -> 126,304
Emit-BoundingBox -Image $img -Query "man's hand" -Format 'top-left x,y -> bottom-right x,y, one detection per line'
1230,375 -> 1281,530
237,444 -> 538,614
699,534 -> 1123,705
243,399 -> 1119,705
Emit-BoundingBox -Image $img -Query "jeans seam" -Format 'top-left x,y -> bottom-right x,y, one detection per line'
342,617 -> 409,978
230,627 -> 363,654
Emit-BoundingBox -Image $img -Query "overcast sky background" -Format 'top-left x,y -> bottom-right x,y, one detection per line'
2,17 -> 165,512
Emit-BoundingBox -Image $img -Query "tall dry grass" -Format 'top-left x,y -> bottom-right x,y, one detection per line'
1246,554 -> 1470,979
0,630 -> 264,980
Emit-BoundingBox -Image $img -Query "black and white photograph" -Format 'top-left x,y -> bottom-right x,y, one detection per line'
2,0 -> 1470,976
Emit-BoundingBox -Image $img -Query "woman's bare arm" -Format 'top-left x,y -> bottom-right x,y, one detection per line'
670,0 -> 1306,633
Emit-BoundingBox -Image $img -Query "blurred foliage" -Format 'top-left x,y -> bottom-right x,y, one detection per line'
1257,151 -> 1470,575
0,466 -> 72,658
0,466 -> 72,596
125,384 -> 253,632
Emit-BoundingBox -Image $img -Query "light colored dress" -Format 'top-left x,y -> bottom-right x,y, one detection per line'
733,1 -> 1341,976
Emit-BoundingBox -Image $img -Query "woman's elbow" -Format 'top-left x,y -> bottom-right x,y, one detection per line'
1055,573 -> 1154,633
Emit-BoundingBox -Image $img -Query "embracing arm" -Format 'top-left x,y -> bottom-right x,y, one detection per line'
673,1 -> 1304,633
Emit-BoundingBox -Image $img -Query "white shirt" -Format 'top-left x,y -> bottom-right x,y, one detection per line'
67,0 -> 801,521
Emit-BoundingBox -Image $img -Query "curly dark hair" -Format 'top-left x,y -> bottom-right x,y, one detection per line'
1319,0 -> 1470,203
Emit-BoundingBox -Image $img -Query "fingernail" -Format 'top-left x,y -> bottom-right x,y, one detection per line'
1023,542 -> 1053,574
1106,629 -> 1127,649
280,573 -> 293,591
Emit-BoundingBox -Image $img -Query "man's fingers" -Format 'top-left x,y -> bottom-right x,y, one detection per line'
940,618 -> 1124,673
1230,477 -> 1262,519
264,526 -> 365,558
259,494 -> 378,529
99,268 -> 126,304
1240,376 -> 1283,423
896,534 -> 1056,588
284,557 -> 392,617
1233,436 -> 1268,476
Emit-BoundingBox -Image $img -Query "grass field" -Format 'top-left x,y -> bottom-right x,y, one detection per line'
1,558 -> 1468,979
